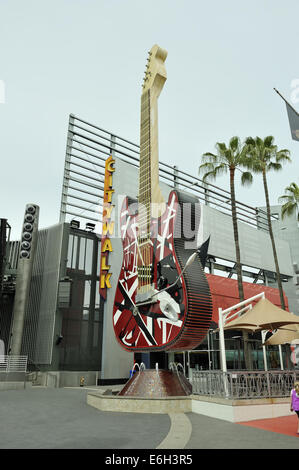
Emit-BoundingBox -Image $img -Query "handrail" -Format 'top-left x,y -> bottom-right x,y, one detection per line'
192,370 -> 299,399
0,355 -> 28,372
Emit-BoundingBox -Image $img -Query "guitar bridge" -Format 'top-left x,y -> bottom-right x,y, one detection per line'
135,284 -> 156,304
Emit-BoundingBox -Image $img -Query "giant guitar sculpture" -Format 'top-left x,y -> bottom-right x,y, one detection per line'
113,45 -> 212,352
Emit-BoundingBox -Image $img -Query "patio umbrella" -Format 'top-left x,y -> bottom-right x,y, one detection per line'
222,323 -> 261,332
222,322 -> 260,332
264,324 -> 299,346
223,297 -> 299,331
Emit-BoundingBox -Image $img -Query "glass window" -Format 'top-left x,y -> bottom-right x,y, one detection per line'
79,237 -> 86,271
94,308 -> 99,322
97,241 -> 101,276
95,281 -> 100,308
67,235 -> 73,268
85,239 -> 93,275
82,309 -> 89,321
72,236 -> 78,268
84,280 -> 91,308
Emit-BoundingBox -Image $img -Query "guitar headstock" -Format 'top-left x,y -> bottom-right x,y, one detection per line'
142,44 -> 167,95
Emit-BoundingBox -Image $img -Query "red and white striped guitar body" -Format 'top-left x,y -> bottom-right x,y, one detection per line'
113,190 -> 213,352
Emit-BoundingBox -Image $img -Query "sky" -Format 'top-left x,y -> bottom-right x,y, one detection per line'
0,0 -> 299,240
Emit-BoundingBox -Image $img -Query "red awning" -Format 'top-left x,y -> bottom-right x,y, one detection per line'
206,273 -> 289,326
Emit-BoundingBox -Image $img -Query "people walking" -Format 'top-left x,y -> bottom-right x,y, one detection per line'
290,381 -> 299,434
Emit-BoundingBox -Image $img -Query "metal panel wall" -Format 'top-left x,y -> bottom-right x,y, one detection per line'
201,205 -> 294,276
21,223 -> 64,364
6,240 -> 20,271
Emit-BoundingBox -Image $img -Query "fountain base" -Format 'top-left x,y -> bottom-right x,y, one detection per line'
118,369 -> 192,398
87,367 -> 192,414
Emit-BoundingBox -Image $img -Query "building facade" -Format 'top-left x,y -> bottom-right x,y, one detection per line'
1,117 -> 298,385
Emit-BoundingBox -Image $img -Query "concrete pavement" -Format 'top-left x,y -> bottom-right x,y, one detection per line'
0,386 -> 299,450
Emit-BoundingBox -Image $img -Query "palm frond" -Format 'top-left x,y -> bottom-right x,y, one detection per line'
212,163 -> 228,177
245,137 -> 255,146
256,136 -> 263,149
288,181 -> 299,190
277,148 -> 291,155
267,162 -> 282,171
263,135 -> 275,148
201,170 -> 217,182
201,153 -> 219,164
241,154 -> 258,171
288,182 -> 299,192
201,163 -> 228,181
216,142 -> 227,154
229,136 -> 240,152
198,161 -> 216,175
281,201 -> 297,219
276,151 -> 291,164
278,194 -> 293,203
240,171 -> 253,186
279,181 -> 299,219
249,158 -> 264,172
284,182 -> 299,200
202,152 -> 218,159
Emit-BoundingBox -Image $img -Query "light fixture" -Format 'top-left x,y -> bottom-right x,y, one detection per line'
70,219 -> 80,229
86,222 -> 95,231
20,204 -> 38,259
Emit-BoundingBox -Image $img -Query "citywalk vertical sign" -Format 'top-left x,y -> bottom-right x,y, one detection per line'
99,155 -> 115,300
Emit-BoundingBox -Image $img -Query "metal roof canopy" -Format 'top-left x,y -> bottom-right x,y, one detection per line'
59,114 -> 275,234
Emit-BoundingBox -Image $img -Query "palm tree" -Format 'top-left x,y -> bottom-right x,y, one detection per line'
199,136 -> 252,301
199,136 -> 253,368
245,136 -> 291,310
278,182 -> 299,221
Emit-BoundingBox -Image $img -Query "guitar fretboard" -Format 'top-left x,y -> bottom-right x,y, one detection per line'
138,89 -> 151,240
138,89 -> 152,290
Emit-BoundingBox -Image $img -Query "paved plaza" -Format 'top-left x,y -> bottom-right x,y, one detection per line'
0,386 -> 299,451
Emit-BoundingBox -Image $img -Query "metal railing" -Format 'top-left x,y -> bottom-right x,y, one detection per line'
192,370 -> 299,399
0,355 -> 28,372
0,356 -> 28,389
59,114 -> 276,232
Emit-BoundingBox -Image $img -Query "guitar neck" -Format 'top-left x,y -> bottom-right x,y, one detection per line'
138,88 -> 165,221
139,90 -> 151,209
136,44 -> 167,296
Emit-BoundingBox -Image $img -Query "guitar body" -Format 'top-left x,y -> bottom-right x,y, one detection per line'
113,190 -> 213,352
